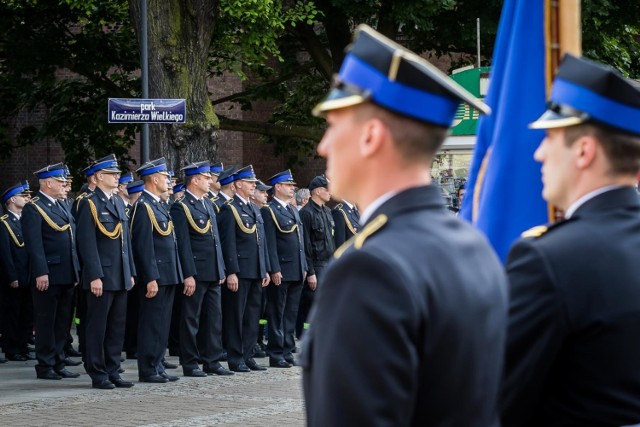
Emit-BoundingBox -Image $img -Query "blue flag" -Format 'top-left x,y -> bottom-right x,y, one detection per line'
460,0 -> 549,262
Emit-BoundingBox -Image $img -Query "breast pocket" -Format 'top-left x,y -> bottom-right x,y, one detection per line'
99,215 -> 114,224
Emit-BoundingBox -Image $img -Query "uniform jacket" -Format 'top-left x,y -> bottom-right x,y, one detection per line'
299,200 -> 335,275
332,202 -> 360,248
76,188 -> 135,291
261,199 -> 307,281
130,191 -> 182,286
21,191 -> 80,285
302,185 -> 508,427
170,191 -> 225,282
218,196 -> 269,280
0,211 -> 29,286
501,187 -> 640,427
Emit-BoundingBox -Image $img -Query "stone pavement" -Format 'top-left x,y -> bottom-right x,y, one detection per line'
0,354 -> 305,426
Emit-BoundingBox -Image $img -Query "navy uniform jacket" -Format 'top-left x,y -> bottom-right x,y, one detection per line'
170,191 -> 225,282
0,211 -> 29,286
218,196 -> 269,280
207,191 -> 221,214
76,188 -> 135,291
332,202 -> 360,248
130,191 -> 182,286
302,186 -> 508,427
261,199 -> 307,282
299,200 -> 334,275
501,187 -> 640,427
21,192 -> 80,285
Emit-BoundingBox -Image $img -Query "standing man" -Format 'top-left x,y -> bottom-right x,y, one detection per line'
130,158 -> 183,383
218,165 -> 270,372
303,25 -> 507,426
332,199 -> 359,248
262,170 -> 307,368
296,175 -> 334,339
207,162 -> 224,211
170,161 -> 232,377
501,55 -> 640,426
0,183 -> 33,361
23,163 -> 82,380
76,155 -> 136,389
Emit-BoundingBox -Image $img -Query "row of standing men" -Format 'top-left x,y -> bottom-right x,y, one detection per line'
0,156 -> 360,389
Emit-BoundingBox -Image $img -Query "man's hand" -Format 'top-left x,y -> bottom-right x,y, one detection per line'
261,276 -> 270,287
35,275 -> 49,292
146,280 -> 159,298
9,280 -> 19,289
183,276 -> 196,296
226,273 -> 239,292
130,277 -> 135,288
90,278 -> 103,297
307,274 -> 317,291
270,271 -> 282,286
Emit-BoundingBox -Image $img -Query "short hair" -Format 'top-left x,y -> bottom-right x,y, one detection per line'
564,122 -> 640,176
296,188 -> 310,204
184,175 -> 195,187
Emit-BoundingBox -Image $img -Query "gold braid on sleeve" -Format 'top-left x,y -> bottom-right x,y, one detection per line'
87,199 -> 122,239
0,215 -> 24,247
266,206 -> 298,234
337,206 -> 357,235
180,202 -> 211,234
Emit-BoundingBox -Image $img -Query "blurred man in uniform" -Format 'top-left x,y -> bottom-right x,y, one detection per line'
501,55 -> 640,427
76,155 -> 136,389
332,199 -> 359,248
262,170 -> 307,368
302,25 -> 507,426
170,161 -> 232,377
23,163 -> 82,380
297,175 -> 334,339
130,158 -> 183,383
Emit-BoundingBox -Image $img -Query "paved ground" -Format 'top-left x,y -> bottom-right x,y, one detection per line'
0,354 -> 305,426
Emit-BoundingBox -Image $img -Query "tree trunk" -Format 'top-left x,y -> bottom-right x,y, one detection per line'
128,0 -> 219,171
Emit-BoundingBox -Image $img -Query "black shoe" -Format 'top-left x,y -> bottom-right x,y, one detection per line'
183,368 -> 208,377
118,367 -> 125,373
65,347 -> 82,357
284,355 -> 297,366
23,352 -> 36,361
162,359 -> 178,369
229,363 -> 250,373
126,352 -> 138,360
269,359 -> 292,368
111,377 -> 135,388
56,368 -> 80,378
64,357 -> 82,366
204,364 -> 234,376
92,379 -> 115,389
139,375 -> 169,383
160,372 -> 179,382
6,354 -> 28,362
37,371 -> 62,380
245,358 -> 267,371
253,349 -> 267,358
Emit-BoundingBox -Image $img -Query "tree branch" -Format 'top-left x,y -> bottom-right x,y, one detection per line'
218,115 -> 324,141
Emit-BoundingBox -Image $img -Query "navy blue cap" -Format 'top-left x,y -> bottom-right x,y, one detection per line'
268,169 -> 296,186
181,161 -> 212,177
173,182 -> 185,193
312,24 -> 490,126
210,162 -> 224,176
83,163 -> 96,177
308,175 -> 329,191
119,172 -> 134,185
218,166 -> 238,186
34,163 -> 67,181
136,158 -> 170,177
233,165 -> 258,182
530,54 -> 640,135
22,180 -> 31,192
256,180 -> 272,192
92,154 -> 121,173
126,179 -> 145,194
64,165 -> 72,179
1,183 -> 29,204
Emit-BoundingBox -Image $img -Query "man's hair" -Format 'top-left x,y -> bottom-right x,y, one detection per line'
357,103 -> 449,161
184,175 -> 195,186
296,188 -> 310,204
564,122 -> 640,176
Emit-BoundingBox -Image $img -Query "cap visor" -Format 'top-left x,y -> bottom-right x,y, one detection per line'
312,88 -> 367,117
529,109 -> 586,130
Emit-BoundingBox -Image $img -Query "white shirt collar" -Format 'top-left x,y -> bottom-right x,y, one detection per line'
234,193 -> 248,204
186,189 -> 201,201
342,200 -> 354,210
39,191 -> 58,204
8,210 -> 20,220
143,190 -> 161,203
274,196 -> 289,208
360,191 -> 398,225
564,185 -> 624,219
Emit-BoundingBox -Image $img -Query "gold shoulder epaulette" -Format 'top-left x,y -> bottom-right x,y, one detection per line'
521,225 -> 548,238
334,214 -> 387,259
334,203 -> 343,210
175,195 -> 185,203
225,198 -> 233,205
29,196 -> 40,203
75,192 -> 87,201
0,214 -> 8,221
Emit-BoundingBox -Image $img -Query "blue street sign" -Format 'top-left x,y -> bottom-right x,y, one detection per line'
108,98 -> 186,123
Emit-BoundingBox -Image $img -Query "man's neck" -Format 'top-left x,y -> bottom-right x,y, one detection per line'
311,195 -> 325,206
39,190 -> 58,202
7,206 -> 21,216
186,188 -> 203,200
221,187 -> 234,198
96,186 -> 112,199
235,192 -> 249,204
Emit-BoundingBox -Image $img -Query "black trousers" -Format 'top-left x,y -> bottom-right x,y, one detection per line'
296,264 -> 326,338
180,280 -> 223,371
137,284 -> 175,378
266,280 -> 303,361
3,286 -> 33,356
222,278 -> 262,367
123,286 -> 139,355
83,290 -> 127,382
31,284 -> 74,375
168,288 -> 182,355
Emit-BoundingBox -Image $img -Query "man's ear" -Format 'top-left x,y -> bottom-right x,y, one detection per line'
359,118 -> 386,158
575,135 -> 597,170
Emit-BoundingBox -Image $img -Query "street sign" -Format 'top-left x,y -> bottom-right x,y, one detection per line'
108,98 -> 186,123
